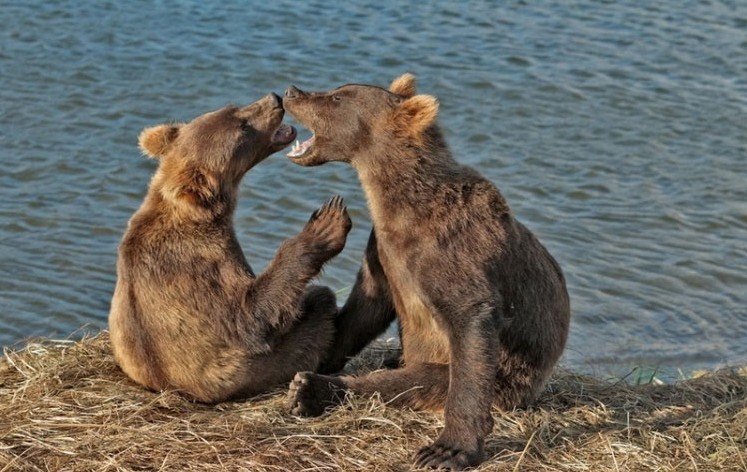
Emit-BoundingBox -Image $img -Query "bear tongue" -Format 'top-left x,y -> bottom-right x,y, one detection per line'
288,136 -> 315,158
272,124 -> 297,145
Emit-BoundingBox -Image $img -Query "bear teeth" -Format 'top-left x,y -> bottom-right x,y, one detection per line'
288,136 -> 314,158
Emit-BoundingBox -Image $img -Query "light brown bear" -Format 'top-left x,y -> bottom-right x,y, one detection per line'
108,93 -> 352,403
282,75 -> 570,470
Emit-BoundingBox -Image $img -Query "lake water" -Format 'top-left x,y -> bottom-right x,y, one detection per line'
1,0 -> 745,380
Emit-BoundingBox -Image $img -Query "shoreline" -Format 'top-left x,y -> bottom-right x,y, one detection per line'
1,332 -> 746,471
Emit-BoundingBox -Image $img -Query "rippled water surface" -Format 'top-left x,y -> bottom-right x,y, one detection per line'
1,0 -> 745,378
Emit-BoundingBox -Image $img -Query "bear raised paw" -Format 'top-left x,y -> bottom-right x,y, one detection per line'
299,195 -> 352,261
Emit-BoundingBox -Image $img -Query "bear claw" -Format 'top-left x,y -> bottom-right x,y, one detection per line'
414,441 -> 483,470
287,371 -> 345,417
310,195 -> 346,220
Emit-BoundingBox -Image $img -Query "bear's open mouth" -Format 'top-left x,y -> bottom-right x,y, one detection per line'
272,124 -> 297,146
287,135 -> 315,159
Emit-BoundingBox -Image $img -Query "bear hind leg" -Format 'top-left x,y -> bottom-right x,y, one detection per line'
232,285 -> 337,399
286,362 -> 451,416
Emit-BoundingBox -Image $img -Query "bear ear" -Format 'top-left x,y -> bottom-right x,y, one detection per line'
390,94 -> 439,138
138,124 -> 181,158
389,73 -> 417,98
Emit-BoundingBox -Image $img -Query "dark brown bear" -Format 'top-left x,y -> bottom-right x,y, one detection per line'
108,93 -> 352,404
282,74 -> 570,470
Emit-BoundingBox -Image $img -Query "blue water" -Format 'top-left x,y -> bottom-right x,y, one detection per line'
1,0 -> 746,379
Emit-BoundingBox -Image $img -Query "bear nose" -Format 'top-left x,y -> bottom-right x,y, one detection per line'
285,85 -> 302,99
269,92 -> 282,109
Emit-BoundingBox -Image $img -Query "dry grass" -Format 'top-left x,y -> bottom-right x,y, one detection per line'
1,332 -> 746,472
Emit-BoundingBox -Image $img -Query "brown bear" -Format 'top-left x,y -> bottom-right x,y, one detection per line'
108,93 -> 352,404
282,75 -> 571,470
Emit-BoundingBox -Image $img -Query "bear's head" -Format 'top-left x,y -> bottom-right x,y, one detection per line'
139,93 -> 296,210
283,73 -> 439,167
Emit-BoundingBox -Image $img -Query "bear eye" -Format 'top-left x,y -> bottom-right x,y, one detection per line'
332,95 -> 342,102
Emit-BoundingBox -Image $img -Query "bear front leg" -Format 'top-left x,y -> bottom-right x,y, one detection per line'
318,229 -> 397,374
414,307 -> 498,470
246,196 -> 351,331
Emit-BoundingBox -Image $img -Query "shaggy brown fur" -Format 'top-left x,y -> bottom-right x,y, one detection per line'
109,94 -> 352,404
282,75 -> 571,469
